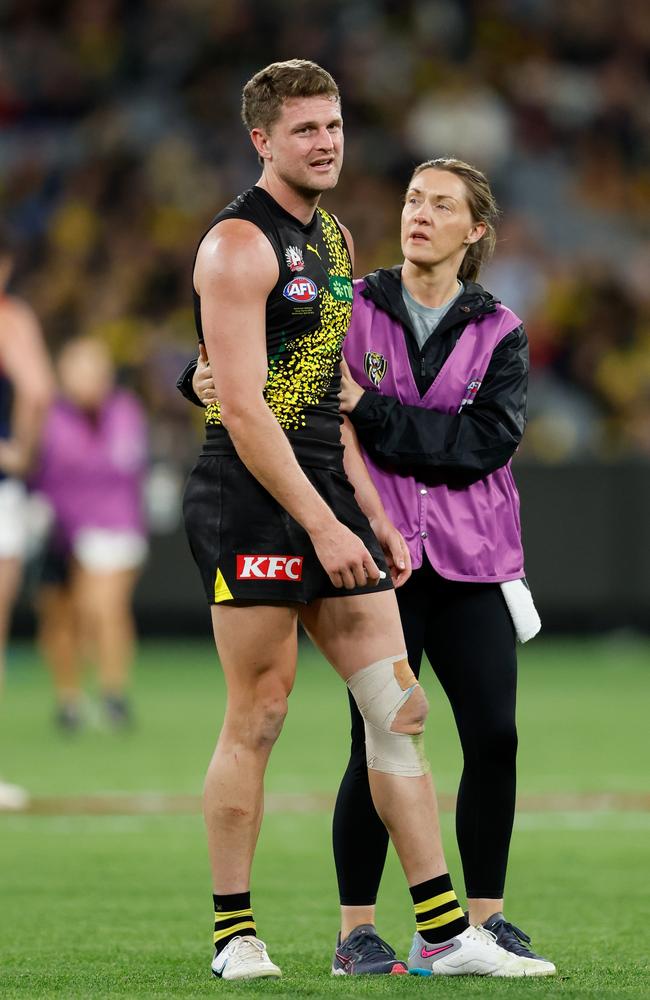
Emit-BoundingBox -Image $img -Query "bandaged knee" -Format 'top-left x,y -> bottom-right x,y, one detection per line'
347,654 -> 430,776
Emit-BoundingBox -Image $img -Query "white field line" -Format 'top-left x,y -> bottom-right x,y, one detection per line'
2,790 -> 649,817
2,813 -> 650,835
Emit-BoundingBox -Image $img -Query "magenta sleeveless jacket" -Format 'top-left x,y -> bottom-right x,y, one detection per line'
343,281 -> 525,582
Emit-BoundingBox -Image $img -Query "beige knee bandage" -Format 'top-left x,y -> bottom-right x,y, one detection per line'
347,654 -> 430,776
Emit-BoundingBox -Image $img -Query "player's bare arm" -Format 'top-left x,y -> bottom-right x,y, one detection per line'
340,416 -> 411,587
0,298 -> 53,476
195,220 -> 381,589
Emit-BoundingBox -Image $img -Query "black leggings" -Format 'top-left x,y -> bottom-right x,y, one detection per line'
333,557 -> 518,903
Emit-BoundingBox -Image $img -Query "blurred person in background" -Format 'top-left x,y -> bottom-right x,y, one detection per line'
183,157 -> 555,976
0,224 -> 53,807
33,336 -> 148,730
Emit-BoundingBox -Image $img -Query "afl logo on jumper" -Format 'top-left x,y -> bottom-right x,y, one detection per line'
236,555 -> 304,581
283,277 -> 318,303
364,351 -> 388,388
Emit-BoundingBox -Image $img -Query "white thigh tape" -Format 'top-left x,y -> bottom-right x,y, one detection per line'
347,654 -> 430,776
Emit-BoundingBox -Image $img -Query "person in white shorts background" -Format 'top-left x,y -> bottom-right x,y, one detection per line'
32,335 -> 148,730
0,224 -> 54,808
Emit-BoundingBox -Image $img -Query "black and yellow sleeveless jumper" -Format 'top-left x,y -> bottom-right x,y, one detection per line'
193,186 -> 353,469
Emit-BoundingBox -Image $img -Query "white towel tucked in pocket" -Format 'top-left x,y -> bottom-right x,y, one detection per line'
500,578 -> 541,643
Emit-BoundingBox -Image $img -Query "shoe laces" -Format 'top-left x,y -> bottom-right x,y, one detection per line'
345,928 -> 395,960
469,924 -> 501,949
494,918 -> 532,946
227,936 -> 267,960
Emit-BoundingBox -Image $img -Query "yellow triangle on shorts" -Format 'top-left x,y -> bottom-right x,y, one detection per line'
214,567 -> 233,603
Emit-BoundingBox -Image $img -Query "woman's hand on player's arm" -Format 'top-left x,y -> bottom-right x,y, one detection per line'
191,344 -> 218,405
339,357 -> 365,413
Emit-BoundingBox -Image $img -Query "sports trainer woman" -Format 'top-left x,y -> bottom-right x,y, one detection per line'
332,157 -> 553,974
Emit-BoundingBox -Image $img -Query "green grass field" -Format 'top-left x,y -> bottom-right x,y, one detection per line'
1,636 -> 649,999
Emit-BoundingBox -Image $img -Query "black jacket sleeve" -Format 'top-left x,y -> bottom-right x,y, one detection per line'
176,358 -> 204,408
348,325 -> 528,479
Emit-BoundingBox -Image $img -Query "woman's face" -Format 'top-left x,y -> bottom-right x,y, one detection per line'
57,338 -> 114,410
400,168 -> 485,269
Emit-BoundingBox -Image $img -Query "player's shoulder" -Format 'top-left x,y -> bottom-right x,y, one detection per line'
195,218 -> 277,292
198,187 -> 273,257
199,217 -> 271,256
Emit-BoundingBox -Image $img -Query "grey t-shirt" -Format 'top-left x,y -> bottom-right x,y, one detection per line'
402,280 -> 464,350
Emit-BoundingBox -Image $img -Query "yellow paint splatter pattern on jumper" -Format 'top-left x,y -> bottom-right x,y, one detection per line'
205,209 -> 351,431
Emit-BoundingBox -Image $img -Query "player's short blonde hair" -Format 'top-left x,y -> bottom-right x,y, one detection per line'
410,158 -> 499,282
241,59 -> 340,133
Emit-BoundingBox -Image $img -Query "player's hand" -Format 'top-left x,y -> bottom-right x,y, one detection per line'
310,517 -> 382,589
338,357 -> 364,414
193,344 -> 218,406
369,514 -> 411,588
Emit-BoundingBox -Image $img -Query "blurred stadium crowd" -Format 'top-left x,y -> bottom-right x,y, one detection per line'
1,0 -> 649,472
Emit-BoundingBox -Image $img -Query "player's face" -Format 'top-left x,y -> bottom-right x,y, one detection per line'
254,95 -> 344,195
401,169 -> 485,270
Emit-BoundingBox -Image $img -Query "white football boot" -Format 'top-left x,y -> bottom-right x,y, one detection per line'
408,924 -> 554,976
0,780 -> 29,811
211,935 -> 281,981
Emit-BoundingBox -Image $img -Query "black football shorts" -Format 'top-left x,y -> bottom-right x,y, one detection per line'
183,454 -> 393,605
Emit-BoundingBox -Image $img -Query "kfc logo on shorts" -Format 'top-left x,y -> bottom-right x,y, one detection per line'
283,277 -> 318,303
236,554 -> 304,581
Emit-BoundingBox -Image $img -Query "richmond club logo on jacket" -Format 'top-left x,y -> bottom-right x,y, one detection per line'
364,351 -> 388,387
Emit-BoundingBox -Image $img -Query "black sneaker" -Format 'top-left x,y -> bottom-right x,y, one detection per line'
482,913 -> 556,975
103,695 -> 133,728
56,702 -> 82,732
331,924 -> 407,976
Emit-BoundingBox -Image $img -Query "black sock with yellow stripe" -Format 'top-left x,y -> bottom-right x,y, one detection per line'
213,892 -> 257,955
410,874 -> 469,943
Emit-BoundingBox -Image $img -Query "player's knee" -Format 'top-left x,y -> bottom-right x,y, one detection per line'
392,684 -> 428,735
347,654 -> 429,777
251,692 -> 288,747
